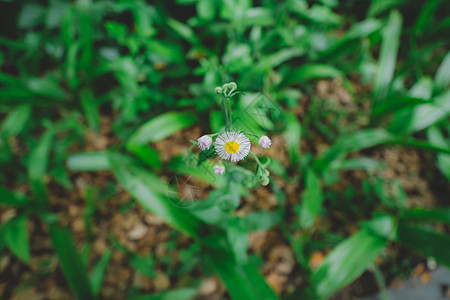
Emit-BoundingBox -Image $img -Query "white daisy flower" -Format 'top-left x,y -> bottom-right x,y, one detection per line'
197,135 -> 212,150
215,131 -> 251,162
258,136 -> 272,149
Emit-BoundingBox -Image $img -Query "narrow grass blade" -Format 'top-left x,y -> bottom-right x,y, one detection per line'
373,10 -> 402,104
80,89 -> 100,133
299,169 -> 323,229
49,224 -> 94,300
312,229 -> 386,299
130,288 -> 198,300
28,129 -> 53,205
67,151 -> 110,171
90,248 -> 113,297
283,112 -> 302,162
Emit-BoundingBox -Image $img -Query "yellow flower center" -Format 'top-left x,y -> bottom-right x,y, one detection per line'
225,141 -> 240,154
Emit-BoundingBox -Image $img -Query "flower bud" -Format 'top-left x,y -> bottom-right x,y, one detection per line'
228,82 -> 237,93
215,87 -> 223,94
197,135 -> 212,150
258,136 -> 272,149
260,176 -> 270,186
214,162 -> 225,175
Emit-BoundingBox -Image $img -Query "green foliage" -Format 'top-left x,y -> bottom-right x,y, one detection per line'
1,0 -> 450,299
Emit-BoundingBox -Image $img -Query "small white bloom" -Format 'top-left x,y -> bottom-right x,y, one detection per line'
197,135 -> 212,150
258,136 -> 272,149
215,131 -> 251,163
214,163 -> 225,175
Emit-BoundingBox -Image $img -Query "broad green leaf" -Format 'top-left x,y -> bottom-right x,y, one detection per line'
299,169 -> 323,229
434,51 -> 450,93
127,112 -> 197,146
330,157 -> 386,171
398,223 -> 450,269
315,129 -> 395,171
90,248 -> 113,297
26,77 -> 67,100
401,208 -> 450,224
3,215 -> 31,264
244,210 -> 281,232
130,288 -> 198,300
360,214 -> 397,240
208,248 -> 279,300
126,144 -> 161,169
80,89 -> 100,133
371,96 -> 428,123
108,152 -> 204,239
0,186 -> 29,206
49,224 -> 94,300
283,112 -> 302,162
407,89 -> 450,133
312,229 -> 386,299
197,0 -> 215,20
168,156 -> 225,188
427,126 -> 450,180
283,64 -> 343,85
1,105 -> 31,137
373,10 -> 402,104
320,18 -> 382,59
227,217 -> 249,264
66,151 -> 110,171
166,18 -> 197,44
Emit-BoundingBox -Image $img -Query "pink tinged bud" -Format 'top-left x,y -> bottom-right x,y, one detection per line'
214,164 -> 225,175
258,136 -> 272,149
197,135 -> 212,150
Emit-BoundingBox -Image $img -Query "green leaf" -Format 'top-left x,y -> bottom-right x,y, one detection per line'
401,208 -> 450,224
1,105 -> 31,137
0,186 -> 29,206
67,151 -> 111,171
90,248 -> 112,297
373,10 -> 402,104
127,112 -> 197,146
312,229 -> 386,299
434,51 -> 450,93
330,157 -> 386,171
283,64 -> 343,85
427,126 -> 450,180
49,224 -> 94,300
299,169 -> 323,229
397,223 -> 450,269
283,112 -> 302,162
407,89 -> 450,133
3,215 -> 31,264
28,128 -> 54,205
315,129 -> 395,171
130,288 -> 198,300
26,77 -> 67,100
80,89 -> 100,133
108,152 -> 204,239
360,214 -> 397,240
18,3 -> 45,28
208,248 -> 279,300
126,144 -> 161,169
166,18 -> 197,44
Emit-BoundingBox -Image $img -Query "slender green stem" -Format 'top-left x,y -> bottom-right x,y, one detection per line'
249,151 -> 263,167
221,97 -> 230,131
243,132 -> 259,137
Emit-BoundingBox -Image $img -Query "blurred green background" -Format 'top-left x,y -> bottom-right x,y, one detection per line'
1,0 -> 450,299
